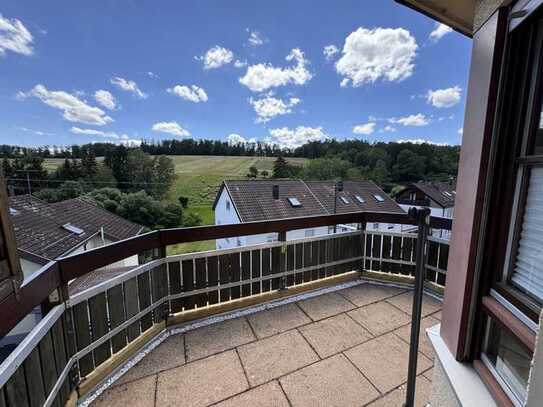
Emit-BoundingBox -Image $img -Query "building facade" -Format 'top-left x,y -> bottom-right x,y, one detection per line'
213,179 -> 406,250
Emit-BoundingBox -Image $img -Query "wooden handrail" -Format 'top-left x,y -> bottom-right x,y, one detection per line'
0,210 -> 452,339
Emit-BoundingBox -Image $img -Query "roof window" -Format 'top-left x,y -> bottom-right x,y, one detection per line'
9,207 -> 18,215
288,197 -> 302,207
62,223 -> 84,235
340,196 -> 350,204
355,195 -> 365,204
373,194 -> 385,202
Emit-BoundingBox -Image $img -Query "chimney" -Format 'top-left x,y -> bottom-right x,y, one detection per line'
273,184 -> 279,200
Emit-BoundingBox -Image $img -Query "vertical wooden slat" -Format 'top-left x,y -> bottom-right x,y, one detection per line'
0,388 -> 6,407
24,348 -> 45,407
401,237 -> 415,276
230,253 -> 241,299
5,368 -> 29,407
310,241 -> 319,280
382,235 -> 392,274
318,240 -> 326,279
271,246 -> 281,290
168,261 -> 183,313
72,301 -> 94,377
123,277 -> 140,342
251,250 -> 261,294
51,318 -> 70,403
88,293 -> 111,367
261,248 -> 271,292
181,259 -> 195,310
108,284 -> 127,353
365,233 -> 372,270
38,332 -> 59,407
151,264 -> 167,322
207,256 -> 219,304
371,234 -> 381,271
295,243 -> 303,283
138,271 -> 153,331
194,258 -> 208,307
391,236 -> 402,274
303,242 -> 311,282
219,254 -> 231,302
241,251 -> 251,297
286,244 -> 295,286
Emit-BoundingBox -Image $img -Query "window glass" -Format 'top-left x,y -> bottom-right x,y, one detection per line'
535,102 -> 543,155
511,166 -> 543,302
483,318 -> 532,404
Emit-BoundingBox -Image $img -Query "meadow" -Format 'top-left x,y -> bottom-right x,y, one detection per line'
42,155 -> 307,254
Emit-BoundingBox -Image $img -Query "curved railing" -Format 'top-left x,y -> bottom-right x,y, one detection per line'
0,211 -> 452,407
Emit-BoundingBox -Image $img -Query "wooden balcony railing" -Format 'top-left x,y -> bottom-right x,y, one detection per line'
0,211 -> 452,407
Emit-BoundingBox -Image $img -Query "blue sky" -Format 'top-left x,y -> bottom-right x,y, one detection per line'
0,0 -> 471,148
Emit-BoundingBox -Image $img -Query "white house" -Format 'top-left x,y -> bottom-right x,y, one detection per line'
3,195 -> 143,350
213,179 -> 406,250
395,181 -> 455,238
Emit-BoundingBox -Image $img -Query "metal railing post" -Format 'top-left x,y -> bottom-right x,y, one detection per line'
404,207 -> 431,407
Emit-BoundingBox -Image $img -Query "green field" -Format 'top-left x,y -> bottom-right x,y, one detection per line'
42,155 -> 308,254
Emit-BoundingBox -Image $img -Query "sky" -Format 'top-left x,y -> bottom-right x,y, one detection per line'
0,0 -> 471,149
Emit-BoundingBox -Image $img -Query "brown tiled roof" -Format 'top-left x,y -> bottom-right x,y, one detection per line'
215,180 -> 404,222
411,182 -> 456,208
8,195 -> 142,261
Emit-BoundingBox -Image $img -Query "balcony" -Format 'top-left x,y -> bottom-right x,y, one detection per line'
90,283 -> 441,407
0,211 -> 451,407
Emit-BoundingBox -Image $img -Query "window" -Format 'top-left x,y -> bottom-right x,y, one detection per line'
288,197 -> 302,207
373,194 -> 385,202
373,223 -> 379,230
355,195 -> 365,204
443,191 -> 452,197
226,200 -> 230,211
340,196 -> 349,204
62,223 -> 84,235
305,229 -> 315,237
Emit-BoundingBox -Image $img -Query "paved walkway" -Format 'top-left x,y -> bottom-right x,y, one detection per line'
91,282 -> 441,407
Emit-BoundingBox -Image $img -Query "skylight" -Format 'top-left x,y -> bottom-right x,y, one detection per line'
373,194 -> 385,202
443,191 -> 452,197
288,197 -> 302,207
355,195 -> 365,204
9,207 -> 18,215
340,196 -> 350,204
62,223 -> 84,235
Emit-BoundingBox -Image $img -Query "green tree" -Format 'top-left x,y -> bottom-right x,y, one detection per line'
301,157 -> 352,180
392,149 -> 426,182
273,156 -> 294,178
153,155 -> 176,199
369,160 -> 390,185
247,166 -> 258,178
261,170 -> 269,178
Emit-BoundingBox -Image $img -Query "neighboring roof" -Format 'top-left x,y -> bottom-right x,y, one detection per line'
395,0 -> 474,36
213,179 -> 405,223
8,195 -> 142,261
410,181 -> 456,208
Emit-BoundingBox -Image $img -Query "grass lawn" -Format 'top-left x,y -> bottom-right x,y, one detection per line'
41,155 -> 308,255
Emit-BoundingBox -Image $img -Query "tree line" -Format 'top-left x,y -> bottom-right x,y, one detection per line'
1,147 -> 197,229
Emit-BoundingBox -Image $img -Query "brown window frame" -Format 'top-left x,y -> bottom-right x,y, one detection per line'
471,6 -> 543,405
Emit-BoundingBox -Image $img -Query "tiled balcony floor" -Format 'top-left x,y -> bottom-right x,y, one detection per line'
91,282 -> 442,407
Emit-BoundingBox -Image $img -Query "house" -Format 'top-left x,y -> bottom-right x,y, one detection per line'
396,181 -> 456,238
9,195 -> 143,278
213,179 -> 406,249
3,194 -> 142,350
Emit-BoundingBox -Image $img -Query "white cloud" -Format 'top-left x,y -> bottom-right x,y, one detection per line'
227,133 -> 246,145
426,86 -> 461,108
19,127 -> 54,136
335,27 -> 417,87
167,85 -> 208,103
239,48 -> 312,92
110,77 -> 148,99
353,122 -> 376,135
199,46 -> 234,69
323,44 -> 339,60
380,125 -> 397,133
151,121 -> 190,137
147,71 -> 158,78
396,138 -> 449,146
458,128 -> 463,135
234,60 -> 247,68
389,113 -> 429,126
20,84 -> 113,126
249,96 -> 300,123
120,138 -> 142,147
70,126 -> 120,139
268,126 -> 328,149
248,30 -> 266,46
429,23 -> 453,41
94,90 -> 116,110
0,14 -> 33,57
